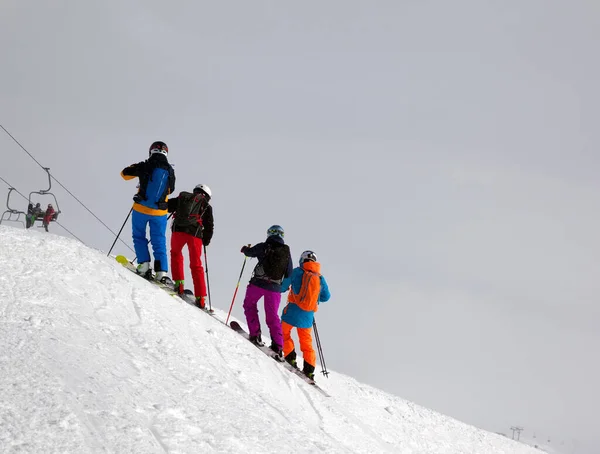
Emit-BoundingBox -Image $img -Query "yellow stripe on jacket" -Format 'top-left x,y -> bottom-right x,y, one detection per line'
121,171 -> 169,217
132,203 -> 168,216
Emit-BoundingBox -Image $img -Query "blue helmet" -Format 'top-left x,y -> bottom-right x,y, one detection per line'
267,225 -> 284,238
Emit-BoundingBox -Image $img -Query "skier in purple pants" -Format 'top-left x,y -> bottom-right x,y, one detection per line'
240,225 -> 293,357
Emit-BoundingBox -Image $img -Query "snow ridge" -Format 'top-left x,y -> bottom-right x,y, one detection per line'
0,226 -> 543,454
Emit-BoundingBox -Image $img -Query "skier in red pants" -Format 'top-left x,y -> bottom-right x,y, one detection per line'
167,184 -> 214,308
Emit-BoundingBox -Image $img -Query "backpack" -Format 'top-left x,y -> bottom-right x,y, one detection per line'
173,191 -> 207,232
261,243 -> 290,281
288,269 -> 321,313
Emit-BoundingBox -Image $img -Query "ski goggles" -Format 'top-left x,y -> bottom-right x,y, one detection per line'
150,147 -> 168,156
149,141 -> 169,155
267,228 -> 284,238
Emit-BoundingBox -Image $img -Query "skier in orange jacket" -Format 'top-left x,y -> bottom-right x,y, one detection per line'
280,250 -> 331,380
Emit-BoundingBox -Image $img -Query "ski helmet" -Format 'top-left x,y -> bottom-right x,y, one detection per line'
149,141 -> 168,157
299,250 -> 317,265
267,225 -> 284,238
193,184 -> 212,199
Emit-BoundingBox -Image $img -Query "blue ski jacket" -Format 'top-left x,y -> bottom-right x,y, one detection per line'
281,263 -> 330,329
121,153 -> 175,216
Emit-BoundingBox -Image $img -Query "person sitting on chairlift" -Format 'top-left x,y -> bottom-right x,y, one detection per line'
26,203 -> 44,229
42,204 -> 56,232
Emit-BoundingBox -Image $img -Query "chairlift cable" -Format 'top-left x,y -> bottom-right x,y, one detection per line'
0,176 -> 27,199
53,220 -> 85,244
0,175 -> 84,243
0,124 -> 135,255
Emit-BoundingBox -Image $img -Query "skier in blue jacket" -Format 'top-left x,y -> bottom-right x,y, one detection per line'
121,141 -> 175,282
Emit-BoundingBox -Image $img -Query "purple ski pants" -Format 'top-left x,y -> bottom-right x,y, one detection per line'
242,283 -> 284,348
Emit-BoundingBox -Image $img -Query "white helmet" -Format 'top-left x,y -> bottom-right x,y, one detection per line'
299,250 -> 317,265
194,184 -> 212,199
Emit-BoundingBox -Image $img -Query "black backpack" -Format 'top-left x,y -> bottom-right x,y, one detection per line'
261,243 -> 290,281
172,191 -> 207,232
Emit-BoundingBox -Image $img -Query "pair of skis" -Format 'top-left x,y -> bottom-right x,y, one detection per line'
114,255 -> 329,396
114,255 -> 214,314
229,321 -> 330,397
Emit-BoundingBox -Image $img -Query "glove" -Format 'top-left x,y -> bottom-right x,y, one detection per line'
241,244 -> 250,253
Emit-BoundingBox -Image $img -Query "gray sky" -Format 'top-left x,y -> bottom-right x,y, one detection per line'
2,1 -> 599,452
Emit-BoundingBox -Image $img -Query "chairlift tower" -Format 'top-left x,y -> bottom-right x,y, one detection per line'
510,426 -> 524,441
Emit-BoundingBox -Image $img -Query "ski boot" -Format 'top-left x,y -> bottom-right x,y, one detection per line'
284,350 -> 298,369
269,342 -> 283,361
136,262 -> 152,279
155,271 -> 173,286
303,362 -> 316,381
249,334 -> 265,347
173,280 -> 185,295
195,296 -> 206,309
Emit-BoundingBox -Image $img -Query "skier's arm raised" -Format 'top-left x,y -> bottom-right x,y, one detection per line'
241,242 -> 266,259
121,161 -> 145,180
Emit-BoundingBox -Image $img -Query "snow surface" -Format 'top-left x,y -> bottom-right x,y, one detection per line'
0,226 -> 546,454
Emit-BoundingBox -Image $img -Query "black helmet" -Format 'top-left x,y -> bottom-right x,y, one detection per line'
149,141 -> 168,156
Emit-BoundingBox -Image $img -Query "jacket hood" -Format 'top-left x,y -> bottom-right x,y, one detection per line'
266,235 -> 285,245
301,261 -> 321,274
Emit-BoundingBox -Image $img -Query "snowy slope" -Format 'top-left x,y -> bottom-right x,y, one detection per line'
0,225 -> 545,454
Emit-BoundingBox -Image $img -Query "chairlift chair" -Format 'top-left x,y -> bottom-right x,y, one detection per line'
0,187 -> 26,227
28,168 -> 61,227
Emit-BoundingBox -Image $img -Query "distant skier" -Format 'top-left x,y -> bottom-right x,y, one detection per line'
167,184 -> 214,309
25,203 -> 34,229
42,204 -> 56,232
240,225 -> 293,356
280,250 -> 331,380
26,203 -> 44,229
121,141 -> 175,282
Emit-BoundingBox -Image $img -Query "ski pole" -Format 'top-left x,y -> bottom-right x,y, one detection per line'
313,319 -> 329,378
204,245 -> 212,312
107,207 -> 133,257
225,255 -> 248,325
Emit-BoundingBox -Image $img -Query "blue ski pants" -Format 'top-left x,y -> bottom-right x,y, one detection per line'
131,210 -> 168,271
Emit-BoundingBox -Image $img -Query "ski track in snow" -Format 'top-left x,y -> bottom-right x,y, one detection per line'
0,226 -> 547,454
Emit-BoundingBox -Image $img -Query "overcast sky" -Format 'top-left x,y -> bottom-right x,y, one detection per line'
1,1 -> 599,452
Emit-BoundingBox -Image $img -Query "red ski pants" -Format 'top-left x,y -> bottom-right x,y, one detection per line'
282,321 -> 316,368
170,231 -> 206,298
